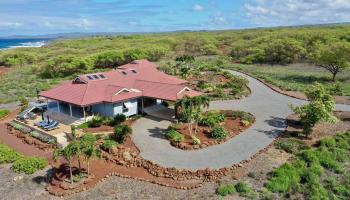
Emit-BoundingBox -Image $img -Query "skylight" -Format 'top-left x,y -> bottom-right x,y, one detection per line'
131,69 -> 137,74
86,73 -> 106,80
121,71 -> 127,75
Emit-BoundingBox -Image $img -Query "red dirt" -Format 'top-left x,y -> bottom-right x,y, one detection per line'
48,158 -> 202,196
178,118 -> 244,145
0,109 -> 54,162
0,66 -> 10,77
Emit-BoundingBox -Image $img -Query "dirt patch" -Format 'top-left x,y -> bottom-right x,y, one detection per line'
0,66 -> 10,77
47,158 -> 203,196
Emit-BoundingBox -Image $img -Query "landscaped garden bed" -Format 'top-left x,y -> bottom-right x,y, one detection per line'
6,121 -> 56,151
166,110 -> 255,150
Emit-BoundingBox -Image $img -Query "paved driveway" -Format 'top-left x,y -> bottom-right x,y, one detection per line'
131,70 -> 350,170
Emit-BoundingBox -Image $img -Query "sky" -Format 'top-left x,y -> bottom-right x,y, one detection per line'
1,0 -> 350,36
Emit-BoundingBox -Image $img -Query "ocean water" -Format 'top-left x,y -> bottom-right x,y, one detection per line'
0,38 -> 50,50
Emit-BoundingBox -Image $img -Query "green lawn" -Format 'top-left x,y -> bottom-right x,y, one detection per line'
230,63 -> 350,96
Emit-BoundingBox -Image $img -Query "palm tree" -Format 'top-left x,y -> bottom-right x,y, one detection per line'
82,143 -> 101,176
53,143 -> 79,184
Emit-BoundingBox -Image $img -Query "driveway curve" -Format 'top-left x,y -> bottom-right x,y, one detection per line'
131,70 -> 350,170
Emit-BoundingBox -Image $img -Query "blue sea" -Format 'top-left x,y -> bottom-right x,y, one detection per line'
0,38 -> 50,50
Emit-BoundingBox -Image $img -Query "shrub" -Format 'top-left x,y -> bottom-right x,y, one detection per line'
165,129 -> 184,142
0,109 -> 10,118
88,115 -> 104,128
80,133 -> 96,144
210,127 -> 228,140
114,124 -> 132,143
11,157 -> 48,174
112,113 -> 126,126
216,183 -> 236,196
0,144 -> 23,164
199,112 -> 225,127
275,138 -> 309,154
241,120 -> 250,127
191,136 -> 201,145
100,139 -> 117,151
235,181 -> 255,198
131,114 -> 142,120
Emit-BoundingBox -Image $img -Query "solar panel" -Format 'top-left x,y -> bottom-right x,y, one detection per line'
87,75 -> 93,80
99,74 -> 105,78
121,71 -> 127,75
131,69 -> 137,74
93,74 -> 99,79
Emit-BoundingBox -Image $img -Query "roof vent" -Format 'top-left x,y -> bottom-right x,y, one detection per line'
131,69 -> 137,74
121,71 -> 127,75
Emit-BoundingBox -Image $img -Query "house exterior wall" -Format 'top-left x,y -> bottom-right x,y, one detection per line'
91,98 -> 138,117
113,99 -> 138,117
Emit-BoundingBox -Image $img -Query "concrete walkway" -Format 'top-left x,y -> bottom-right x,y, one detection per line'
131,70 -> 350,170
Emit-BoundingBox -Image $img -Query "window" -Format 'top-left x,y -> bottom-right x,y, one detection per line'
123,102 -> 133,113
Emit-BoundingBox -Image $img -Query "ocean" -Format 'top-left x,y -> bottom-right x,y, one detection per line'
0,38 -> 50,50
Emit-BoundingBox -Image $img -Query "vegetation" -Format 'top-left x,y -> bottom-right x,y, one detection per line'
100,139 -> 117,151
11,157 -> 48,174
265,131 -> 350,199
311,42 -> 350,81
216,183 -> 236,196
114,124 -> 132,143
0,143 -> 48,174
0,108 -> 10,119
231,63 -> 350,96
210,127 -> 228,140
2,25 -> 348,103
291,83 -> 338,136
175,95 -> 210,136
165,129 -> 184,142
199,111 -> 225,128
275,138 -> 309,154
0,143 -> 23,164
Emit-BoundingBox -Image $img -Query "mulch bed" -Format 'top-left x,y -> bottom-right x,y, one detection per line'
170,111 -> 255,150
82,119 -> 136,134
172,118 -> 249,150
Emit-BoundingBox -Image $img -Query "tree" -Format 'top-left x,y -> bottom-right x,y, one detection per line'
94,50 -> 125,68
53,142 -> 79,184
80,134 -> 100,176
290,83 -> 338,136
175,95 -> 210,136
311,42 -> 350,81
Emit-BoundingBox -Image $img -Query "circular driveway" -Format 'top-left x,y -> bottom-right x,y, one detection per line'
131,70 -> 350,170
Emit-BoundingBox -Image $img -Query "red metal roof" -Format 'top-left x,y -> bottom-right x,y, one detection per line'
40,60 -> 202,106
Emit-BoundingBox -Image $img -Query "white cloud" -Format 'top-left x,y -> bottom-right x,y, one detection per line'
193,4 -> 204,12
243,0 -> 350,26
0,22 -> 22,28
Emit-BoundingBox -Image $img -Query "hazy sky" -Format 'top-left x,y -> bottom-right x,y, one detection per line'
1,0 -> 350,36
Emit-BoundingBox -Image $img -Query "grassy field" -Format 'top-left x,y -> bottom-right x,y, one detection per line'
230,63 -> 350,96
0,67 -> 61,103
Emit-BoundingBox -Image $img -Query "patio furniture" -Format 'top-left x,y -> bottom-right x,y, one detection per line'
34,120 -> 47,127
40,120 -> 54,128
45,121 -> 59,131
